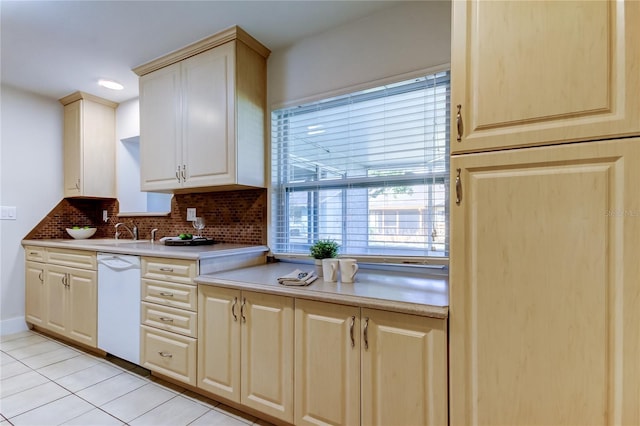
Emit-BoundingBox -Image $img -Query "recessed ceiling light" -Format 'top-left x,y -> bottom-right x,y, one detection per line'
98,79 -> 124,90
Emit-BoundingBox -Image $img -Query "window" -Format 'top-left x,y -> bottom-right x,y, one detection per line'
271,70 -> 450,258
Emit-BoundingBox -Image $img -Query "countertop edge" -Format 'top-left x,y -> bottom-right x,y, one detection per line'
195,275 -> 449,319
22,239 -> 269,261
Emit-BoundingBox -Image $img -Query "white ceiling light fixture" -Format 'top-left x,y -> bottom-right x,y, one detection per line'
98,79 -> 124,90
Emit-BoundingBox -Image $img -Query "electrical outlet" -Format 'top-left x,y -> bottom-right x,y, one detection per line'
187,208 -> 197,221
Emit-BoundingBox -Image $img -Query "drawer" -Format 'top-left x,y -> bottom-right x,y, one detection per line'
142,257 -> 196,285
142,279 -> 197,311
140,325 -> 196,386
25,246 -> 46,262
47,248 -> 96,270
141,302 -> 197,338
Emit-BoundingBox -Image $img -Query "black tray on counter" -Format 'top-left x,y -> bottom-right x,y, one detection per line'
164,238 -> 216,246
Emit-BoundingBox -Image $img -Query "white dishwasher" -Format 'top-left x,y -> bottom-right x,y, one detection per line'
97,253 -> 141,364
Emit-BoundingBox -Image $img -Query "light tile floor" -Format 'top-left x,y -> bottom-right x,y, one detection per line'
0,330 -> 273,426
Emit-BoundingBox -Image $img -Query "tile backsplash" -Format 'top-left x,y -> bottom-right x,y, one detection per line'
25,189 -> 267,246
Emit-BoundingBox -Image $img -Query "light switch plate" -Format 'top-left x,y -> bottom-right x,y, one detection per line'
187,208 -> 196,221
1,206 -> 17,220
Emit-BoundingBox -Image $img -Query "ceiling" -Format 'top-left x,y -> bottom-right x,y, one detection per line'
1,0 -> 405,104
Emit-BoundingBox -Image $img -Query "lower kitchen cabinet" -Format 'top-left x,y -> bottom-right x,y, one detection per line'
140,325 -> 197,385
295,299 -> 448,426
198,285 -> 294,423
24,247 -> 98,348
140,256 -> 198,386
361,308 -> 448,426
449,138 -> 640,425
25,260 -> 46,326
44,263 -> 97,347
294,300 -> 361,426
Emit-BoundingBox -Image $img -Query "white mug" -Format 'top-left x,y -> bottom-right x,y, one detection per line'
339,258 -> 358,283
322,259 -> 339,282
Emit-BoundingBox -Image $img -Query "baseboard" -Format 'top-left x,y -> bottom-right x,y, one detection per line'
0,317 -> 29,336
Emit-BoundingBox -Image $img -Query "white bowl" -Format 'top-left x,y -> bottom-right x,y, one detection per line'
66,227 -> 97,239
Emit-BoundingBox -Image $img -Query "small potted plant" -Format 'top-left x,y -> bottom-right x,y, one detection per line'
310,239 -> 340,277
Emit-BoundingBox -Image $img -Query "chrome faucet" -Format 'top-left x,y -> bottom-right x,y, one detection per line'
115,222 -> 138,240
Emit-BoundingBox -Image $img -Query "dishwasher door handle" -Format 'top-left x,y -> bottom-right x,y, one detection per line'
97,255 -> 140,271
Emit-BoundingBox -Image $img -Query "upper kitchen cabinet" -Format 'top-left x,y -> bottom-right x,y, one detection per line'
134,26 -> 270,193
451,0 -> 640,153
59,92 -> 118,198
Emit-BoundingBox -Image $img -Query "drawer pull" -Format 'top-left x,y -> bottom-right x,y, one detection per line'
30,251 -> 39,255
159,267 -> 174,272
158,351 -> 173,358
159,317 -> 174,322
159,292 -> 174,297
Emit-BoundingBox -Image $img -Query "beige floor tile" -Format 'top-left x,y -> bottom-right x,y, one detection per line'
76,372 -> 148,407
20,347 -> 80,370
129,395 -> 210,425
61,408 -> 125,426
0,370 -> 49,398
1,351 -> 17,366
0,360 -> 31,380
37,354 -> 101,380
0,381 -> 70,419
190,408 -> 252,426
0,330 -> 38,343
100,382 -> 176,423
9,394 -> 93,426
56,362 -> 122,392
213,404 -> 257,425
0,335 -> 49,354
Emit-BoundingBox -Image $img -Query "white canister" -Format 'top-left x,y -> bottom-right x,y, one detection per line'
339,258 -> 359,283
322,259 -> 339,282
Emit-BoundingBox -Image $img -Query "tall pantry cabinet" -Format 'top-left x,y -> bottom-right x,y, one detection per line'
448,1 -> 640,425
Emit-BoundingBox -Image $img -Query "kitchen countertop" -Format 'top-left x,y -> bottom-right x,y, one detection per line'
22,239 -> 269,261
196,262 -> 449,318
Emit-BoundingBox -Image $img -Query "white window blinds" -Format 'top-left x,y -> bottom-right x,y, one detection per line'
271,70 -> 450,258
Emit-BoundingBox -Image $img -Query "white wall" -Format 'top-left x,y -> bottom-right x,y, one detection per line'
0,85 -> 63,334
267,1 -> 451,108
116,98 -> 146,213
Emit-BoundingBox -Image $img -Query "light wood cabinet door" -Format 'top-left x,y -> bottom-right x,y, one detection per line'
139,62 -> 182,191
181,44 -> 235,188
45,266 -> 68,335
451,0 -> 640,153
61,93 -> 117,197
361,308 -> 448,426
198,285 -> 241,401
66,268 -> 97,347
449,138 -> 640,425
294,299 -> 360,426
43,264 -> 97,347
25,261 -> 46,326
241,291 -> 294,423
